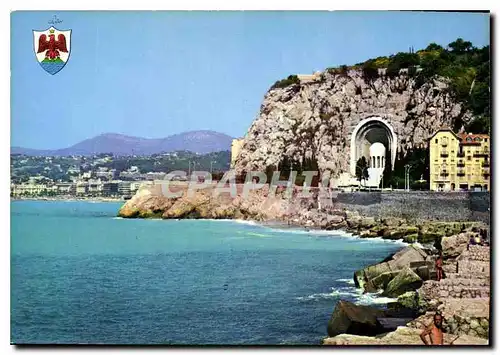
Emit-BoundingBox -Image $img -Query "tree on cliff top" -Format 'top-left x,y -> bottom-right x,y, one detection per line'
326,38 -> 490,134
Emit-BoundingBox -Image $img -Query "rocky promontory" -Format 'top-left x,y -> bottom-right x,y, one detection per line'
233,69 -> 473,180
118,183 -> 484,244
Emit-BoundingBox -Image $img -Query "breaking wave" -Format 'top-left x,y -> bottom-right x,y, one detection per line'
296,280 -> 396,305
335,278 -> 355,285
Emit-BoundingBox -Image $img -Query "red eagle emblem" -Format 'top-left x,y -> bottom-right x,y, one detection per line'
37,33 -> 68,60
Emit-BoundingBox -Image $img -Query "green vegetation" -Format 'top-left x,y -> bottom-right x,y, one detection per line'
361,39 -> 489,134
283,38 -> 490,135
382,148 -> 430,190
270,75 -> 300,89
42,57 -> 64,63
385,52 -> 420,77
273,39 -> 490,134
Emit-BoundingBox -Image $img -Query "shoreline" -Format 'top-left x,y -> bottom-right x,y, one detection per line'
11,196 -> 124,203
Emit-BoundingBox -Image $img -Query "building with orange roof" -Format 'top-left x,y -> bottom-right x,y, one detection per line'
429,129 -> 490,191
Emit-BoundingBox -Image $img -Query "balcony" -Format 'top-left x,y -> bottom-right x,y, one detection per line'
457,151 -> 465,157
482,161 -> 490,167
440,151 -> 449,157
483,168 -> 490,177
440,170 -> 449,177
441,141 -> 448,147
457,162 -> 465,167
457,170 -> 465,177
473,149 -> 489,157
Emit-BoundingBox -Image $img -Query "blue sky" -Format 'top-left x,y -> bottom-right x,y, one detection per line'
11,11 -> 490,149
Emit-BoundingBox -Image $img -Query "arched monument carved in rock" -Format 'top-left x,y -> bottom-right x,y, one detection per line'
350,116 -> 397,177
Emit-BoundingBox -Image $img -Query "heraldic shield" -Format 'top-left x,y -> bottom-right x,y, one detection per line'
33,27 -> 71,75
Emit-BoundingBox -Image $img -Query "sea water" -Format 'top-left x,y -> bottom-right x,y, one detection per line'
11,200 -> 403,345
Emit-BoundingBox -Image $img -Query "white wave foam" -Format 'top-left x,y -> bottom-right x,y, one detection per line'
232,219 -> 259,226
357,293 -> 397,305
358,236 -> 408,245
296,286 -> 360,301
336,278 -> 355,285
412,242 -> 424,249
296,290 -> 353,301
297,285 -> 396,305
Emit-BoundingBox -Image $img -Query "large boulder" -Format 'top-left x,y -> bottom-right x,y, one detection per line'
327,300 -> 386,337
442,232 -> 473,258
384,267 -> 423,297
369,271 -> 400,290
388,245 -> 427,270
397,291 -> 420,311
118,192 -> 173,218
354,245 -> 428,293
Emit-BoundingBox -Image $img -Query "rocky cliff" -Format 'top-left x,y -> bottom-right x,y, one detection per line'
233,69 -> 473,179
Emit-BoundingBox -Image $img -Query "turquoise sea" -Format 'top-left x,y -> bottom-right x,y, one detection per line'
11,200 -> 403,345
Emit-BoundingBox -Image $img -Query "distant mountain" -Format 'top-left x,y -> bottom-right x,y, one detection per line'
11,130 -> 234,156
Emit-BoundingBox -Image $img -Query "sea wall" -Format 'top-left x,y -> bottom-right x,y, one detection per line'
408,298 -> 490,339
328,191 -> 490,224
419,279 -> 490,301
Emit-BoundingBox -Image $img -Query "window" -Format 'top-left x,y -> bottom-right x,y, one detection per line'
435,139 -> 438,144
468,156 -> 472,161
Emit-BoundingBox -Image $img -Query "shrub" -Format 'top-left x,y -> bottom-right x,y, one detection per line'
386,52 -> 420,78
271,75 -> 300,89
362,60 -> 379,81
408,65 -> 418,77
320,112 -> 334,120
373,56 -> 390,68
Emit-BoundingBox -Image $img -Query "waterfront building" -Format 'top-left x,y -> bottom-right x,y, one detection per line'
11,183 -> 49,196
118,181 -> 132,197
76,182 -> 89,195
88,180 -> 103,194
56,182 -> 75,194
429,129 -> 490,191
103,181 -> 120,196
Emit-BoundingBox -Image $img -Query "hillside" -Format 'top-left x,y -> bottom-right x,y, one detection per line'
11,130 -> 234,156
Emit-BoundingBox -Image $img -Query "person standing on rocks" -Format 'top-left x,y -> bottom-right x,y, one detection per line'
420,312 -> 444,345
435,252 -> 443,282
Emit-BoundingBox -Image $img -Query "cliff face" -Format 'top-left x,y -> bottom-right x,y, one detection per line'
233,69 -> 473,178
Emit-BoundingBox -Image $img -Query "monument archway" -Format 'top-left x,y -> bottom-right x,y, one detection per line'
350,117 -> 397,176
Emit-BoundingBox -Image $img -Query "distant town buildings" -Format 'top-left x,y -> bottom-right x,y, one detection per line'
429,129 -> 490,192
11,150 -> 230,198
